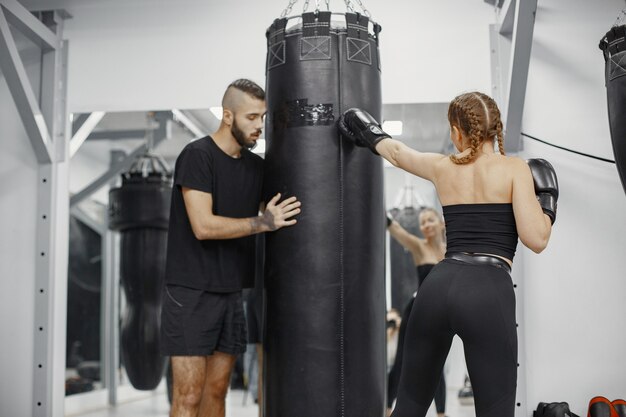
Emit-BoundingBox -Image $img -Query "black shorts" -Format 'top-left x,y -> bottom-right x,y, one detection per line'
160,285 -> 247,356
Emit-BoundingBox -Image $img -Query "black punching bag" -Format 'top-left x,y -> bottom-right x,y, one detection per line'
263,12 -> 385,417
108,154 -> 171,390
389,207 -> 422,310
600,24 -> 626,196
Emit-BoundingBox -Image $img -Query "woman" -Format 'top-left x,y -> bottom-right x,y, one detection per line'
386,208 -> 448,417
338,91 -> 556,417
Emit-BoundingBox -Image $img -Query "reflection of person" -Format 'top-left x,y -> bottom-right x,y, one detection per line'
386,209 -> 447,417
386,308 -> 402,370
339,91 -> 557,417
160,79 -> 301,417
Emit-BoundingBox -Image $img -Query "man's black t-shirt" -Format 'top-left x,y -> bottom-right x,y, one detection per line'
164,136 -> 263,292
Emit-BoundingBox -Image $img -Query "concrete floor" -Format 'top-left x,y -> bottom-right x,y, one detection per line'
68,387 -> 476,417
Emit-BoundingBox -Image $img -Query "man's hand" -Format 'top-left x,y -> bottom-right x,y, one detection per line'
257,193 -> 301,231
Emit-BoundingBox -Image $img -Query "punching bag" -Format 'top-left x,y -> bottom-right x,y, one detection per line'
389,207 -> 423,310
108,154 -> 171,390
263,11 -> 385,417
600,24 -> 626,196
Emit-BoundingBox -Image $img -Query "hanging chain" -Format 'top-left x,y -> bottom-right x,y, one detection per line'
145,112 -> 155,152
613,10 -> 624,27
282,0 -> 369,17
281,0 -> 299,18
353,0 -> 371,17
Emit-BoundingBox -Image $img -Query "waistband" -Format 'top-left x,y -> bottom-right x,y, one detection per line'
445,252 -> 512,274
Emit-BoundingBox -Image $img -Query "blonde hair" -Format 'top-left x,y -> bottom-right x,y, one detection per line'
447,92 -> 505,164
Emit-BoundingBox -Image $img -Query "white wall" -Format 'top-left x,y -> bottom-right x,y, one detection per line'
0,48 -> 40,417
55,0 -> 495,112
521,0 -> 626,414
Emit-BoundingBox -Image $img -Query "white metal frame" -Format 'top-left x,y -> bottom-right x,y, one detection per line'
490,0 -> 537,153
489,1 -> 537,415
0,1 -> 69,416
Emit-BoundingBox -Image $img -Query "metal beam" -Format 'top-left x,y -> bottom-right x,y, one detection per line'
0,0 -> 58,50
33,10 -> 69,417
0,6 -> 53,163
71,113 -> 90,135
172,108 -> 207,139
70,205 -> 105,235
70,112 -> 169,207
504,0 -> 537,153
70,111 -> 106,157
86,129 -> 148,141
70,145 -> 147,207
70,140 -> 167,208
500,0 -> 516,36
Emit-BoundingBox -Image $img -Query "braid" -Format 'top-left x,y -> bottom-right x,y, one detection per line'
448,91 -> 506,162
482,92 -> 506,155
495,119 -> 505,155
449,102 -> 482,165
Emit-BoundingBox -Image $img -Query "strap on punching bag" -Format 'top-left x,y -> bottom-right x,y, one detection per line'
266,18 -> 288,71
599,25 -> 626,62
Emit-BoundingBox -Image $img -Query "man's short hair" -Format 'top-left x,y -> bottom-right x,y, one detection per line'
227,79 -> 265,101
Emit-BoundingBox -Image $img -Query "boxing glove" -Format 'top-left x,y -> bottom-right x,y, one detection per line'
337,108 -> 391,155
386,213 -> 393,227
527,158 -> 559,225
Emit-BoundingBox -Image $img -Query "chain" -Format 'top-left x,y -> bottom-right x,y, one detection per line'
343,0 -> 355,13
280,0 -> 299,18
302,0 -> 310,12
614,9 -> 626,27
325,0 -> 330,11
353,0 -> 371,17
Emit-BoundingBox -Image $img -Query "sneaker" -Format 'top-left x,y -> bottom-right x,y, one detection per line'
612,399 -> 626,417
458,375 -> 474,406
588,396 -> 618,417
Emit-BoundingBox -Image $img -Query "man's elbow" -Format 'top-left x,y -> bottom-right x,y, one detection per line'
190,223 -> 214,240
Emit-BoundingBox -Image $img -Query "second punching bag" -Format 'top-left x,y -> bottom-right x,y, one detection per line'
600,24 -> 626,196
264,12 -> 385,417
108,154 -> 171,390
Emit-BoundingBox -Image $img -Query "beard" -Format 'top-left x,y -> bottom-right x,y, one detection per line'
232,118 -> 258,150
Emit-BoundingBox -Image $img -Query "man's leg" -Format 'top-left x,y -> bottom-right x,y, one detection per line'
170,356 -> 206,417
197,351 -> 237,417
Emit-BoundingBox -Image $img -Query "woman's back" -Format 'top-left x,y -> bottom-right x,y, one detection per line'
433,152 -> 516,206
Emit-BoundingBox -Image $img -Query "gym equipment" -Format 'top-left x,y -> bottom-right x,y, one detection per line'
263,4 -> 385,416
600,23 -> 626,197
108,154 -> 172,390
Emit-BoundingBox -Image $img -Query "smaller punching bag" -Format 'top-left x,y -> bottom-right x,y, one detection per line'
600,24 -> 626,196
108,154 -> 172,390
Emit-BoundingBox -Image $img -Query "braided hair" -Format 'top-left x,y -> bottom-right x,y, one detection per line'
448,92 -> 505,164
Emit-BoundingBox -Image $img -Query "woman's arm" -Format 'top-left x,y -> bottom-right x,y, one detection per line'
511,158 -> 552,253
387,219 -> 425,260
337,108 -> 445,182
376,139 -> 446,183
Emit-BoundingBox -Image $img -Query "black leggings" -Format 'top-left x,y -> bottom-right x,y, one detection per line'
391,259 -> 518,417
388,297 -> 446,413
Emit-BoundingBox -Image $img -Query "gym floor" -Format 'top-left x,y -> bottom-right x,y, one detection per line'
68,387 -> 477,417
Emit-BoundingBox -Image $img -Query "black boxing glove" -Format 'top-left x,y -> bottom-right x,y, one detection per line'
337,108 -> 391,155
527,158 -> 558,225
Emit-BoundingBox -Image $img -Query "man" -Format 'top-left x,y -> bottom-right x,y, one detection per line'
161,79 -> 301,417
